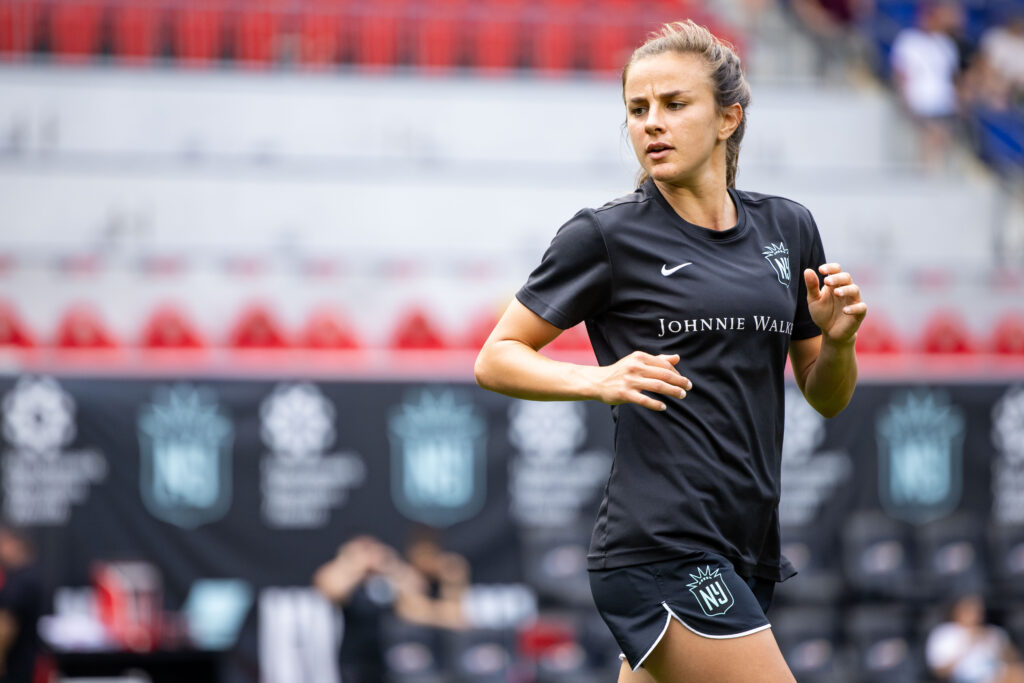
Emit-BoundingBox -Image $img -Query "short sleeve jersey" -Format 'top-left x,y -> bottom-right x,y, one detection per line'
516,179 -> 826,581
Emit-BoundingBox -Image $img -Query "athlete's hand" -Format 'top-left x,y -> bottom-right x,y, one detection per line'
805,263 -> 867,345
590,351 -> 692,412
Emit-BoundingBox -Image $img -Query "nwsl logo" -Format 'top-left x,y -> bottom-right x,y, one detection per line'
762,242 -> 791,286
687,566 -> 735,617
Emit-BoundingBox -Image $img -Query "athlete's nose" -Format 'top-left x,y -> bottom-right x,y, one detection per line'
644,104 -> 665,135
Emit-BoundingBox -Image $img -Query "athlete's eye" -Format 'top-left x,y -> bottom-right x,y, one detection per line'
667,101 -> 686,110
629,106 -> 647,117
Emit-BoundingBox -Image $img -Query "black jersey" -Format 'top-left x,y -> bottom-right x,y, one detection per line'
516,179 -> 826,582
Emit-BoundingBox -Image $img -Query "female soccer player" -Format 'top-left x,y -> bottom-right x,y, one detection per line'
475,20 -> 866,683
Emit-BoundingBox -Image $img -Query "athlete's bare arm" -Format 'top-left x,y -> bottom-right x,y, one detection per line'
789,262 -> 866,418
475,299 -> 692,412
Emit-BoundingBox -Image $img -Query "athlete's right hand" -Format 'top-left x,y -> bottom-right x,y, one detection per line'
589,351 -> 692,412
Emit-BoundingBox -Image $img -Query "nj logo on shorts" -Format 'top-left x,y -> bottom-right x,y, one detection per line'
687,566 -> 735,617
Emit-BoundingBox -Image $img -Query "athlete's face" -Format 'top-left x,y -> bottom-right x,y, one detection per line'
624,52 -> 737,186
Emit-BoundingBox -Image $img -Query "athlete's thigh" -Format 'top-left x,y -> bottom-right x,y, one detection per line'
618,660 -> 658,683
642,619 -> 796,683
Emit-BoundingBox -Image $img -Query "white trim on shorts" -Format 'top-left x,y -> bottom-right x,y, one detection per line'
627,601 -> 773,672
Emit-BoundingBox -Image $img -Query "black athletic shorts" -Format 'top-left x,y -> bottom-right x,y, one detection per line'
589,551 -> 775,672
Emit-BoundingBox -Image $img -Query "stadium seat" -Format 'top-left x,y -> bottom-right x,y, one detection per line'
297,2 -> 344,67
771,606 -> 849,683
544,323 -> 592,353
586,5 -> 639,72
390,309 -> 447,350
0,302 -> 35,347
380,616 -> 444,682
776,525 -> 844,605
0,0 -> 40,56
446,628 -> 514,683
355,1 -> 401,68
227,305 -> 289,349
846,605 -> 922,683
841,510 -> 917,601
988,525 -> 1024,602
111,1 -> 162,64
468,0 -> 523,70
519,527 -> 592,608
172,1 -> 226,65
55,306 -> 118,349
914,512 -> 986,600
49,1 -> 103,63
530,4 -> 576,72
140,306 -> 205,349
414,0 -> 464,69
992,314 -> 1024,355
460,310 -> 500,351
234,0 -> 285,67
919,311 -> 975,354
854,314 -> 901,354
297,309 -> 360,349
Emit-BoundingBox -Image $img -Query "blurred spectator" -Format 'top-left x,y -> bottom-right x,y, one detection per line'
313,535 -> 471,682
926,594 -> 1024,683
790,0 -> 873,78
890,0 -> 965,166
0,525 -> 42,683
978,8 -> 1024,101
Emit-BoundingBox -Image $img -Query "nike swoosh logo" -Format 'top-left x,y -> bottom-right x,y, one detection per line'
661,262 -> 693,276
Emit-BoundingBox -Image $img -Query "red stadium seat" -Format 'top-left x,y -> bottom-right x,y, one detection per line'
0,0 -> 40,56
50,1 -> 103,63
390,309 -> 447,350
234,0 -> 285,67
0,302 -> 35,348
228,305 -> 289,349
531,10 -> 575,72
55,306 -> 118,349
545,323 -> 592,352
992,314 -> 1024,355
854,314 -> 901,354
414,0 -> 464,69
298,309 -> 361,349
469,1 -> 523,70
172,1 -> 226,65
919,312 -> 974,354
355,1 -> 401,68
140,306 -> 205,349
111,1 -> 162,64
587,7 -> 634,72
298,2 -> 344,67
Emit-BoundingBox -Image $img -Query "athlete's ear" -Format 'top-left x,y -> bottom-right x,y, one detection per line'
718,103 -> 742,141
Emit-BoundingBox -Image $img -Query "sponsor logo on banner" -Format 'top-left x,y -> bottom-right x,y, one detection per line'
687,566 -> 735,617
779,388 -> 852,526
388,390 -> 486,527
0,376 -> 106,525
259,383 -> 366,529
762,242 -> 791,286
138,385 -> 233,528
877,391 -> 964,524
991,386 -> 1024,524
507,401 -> 611,528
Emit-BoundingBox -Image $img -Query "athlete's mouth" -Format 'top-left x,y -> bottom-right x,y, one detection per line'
646,142 -> 673,153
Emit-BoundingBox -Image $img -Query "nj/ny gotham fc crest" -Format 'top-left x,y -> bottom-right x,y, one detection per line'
877,391 -> 964,524
762,242 -> 791,286
138,385 -> 234,528
388,390 -> 486,527
688,566 -> 735,617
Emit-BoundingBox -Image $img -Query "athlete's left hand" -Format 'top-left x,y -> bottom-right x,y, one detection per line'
804,263 -> 867,345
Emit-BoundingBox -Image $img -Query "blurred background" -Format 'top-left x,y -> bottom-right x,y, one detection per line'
0,0 -> 1023,681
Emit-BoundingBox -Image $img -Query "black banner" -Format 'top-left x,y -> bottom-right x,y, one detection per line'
2,373 -> 1024,681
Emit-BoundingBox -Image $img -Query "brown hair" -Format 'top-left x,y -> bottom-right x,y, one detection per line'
622,20 -> 750,188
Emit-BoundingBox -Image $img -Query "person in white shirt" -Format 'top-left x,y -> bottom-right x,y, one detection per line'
926,594 -> 1024,683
